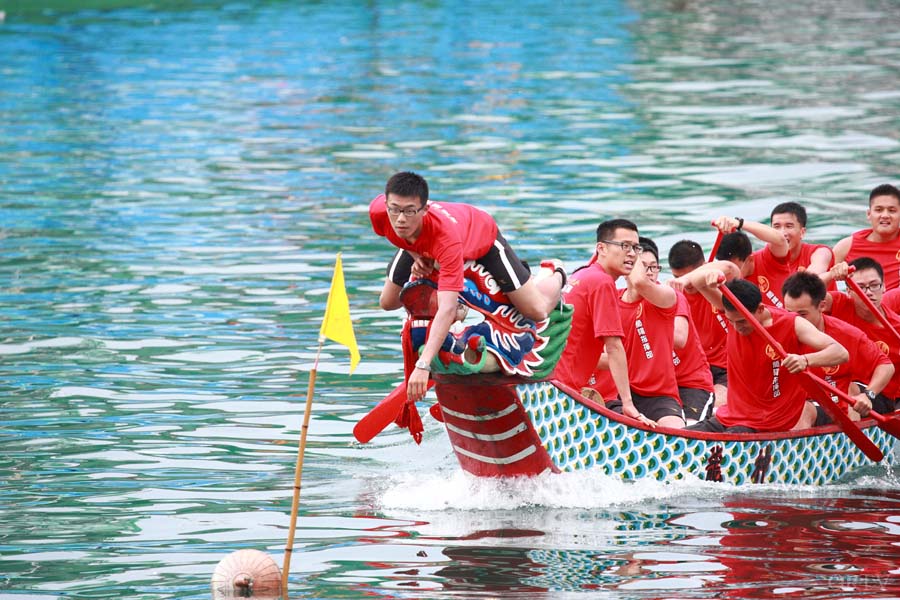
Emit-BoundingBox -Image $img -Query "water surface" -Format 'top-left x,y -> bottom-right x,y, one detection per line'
1,0 -> 899,598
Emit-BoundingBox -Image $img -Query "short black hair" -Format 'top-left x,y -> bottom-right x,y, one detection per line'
771,201 -> 807,227
722,279 -> 762,313
639,236 -> 659,261
715,232 -> 753,261
782,271 -> 826,305
668,239 -> 705,270
385,171 -> 429,206
596,218 -> 638,243
868,183 -> 900,206
849,256 -> 884,281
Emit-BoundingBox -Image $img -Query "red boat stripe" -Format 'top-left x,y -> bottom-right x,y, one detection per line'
444,421 -> 527,441
452,444 -> 537,465
440,403 -> 518,421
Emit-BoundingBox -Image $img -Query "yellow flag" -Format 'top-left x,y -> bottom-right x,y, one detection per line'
319,253 -> 360,374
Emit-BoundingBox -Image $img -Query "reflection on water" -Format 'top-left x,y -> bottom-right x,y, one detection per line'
1,0 -> 899,598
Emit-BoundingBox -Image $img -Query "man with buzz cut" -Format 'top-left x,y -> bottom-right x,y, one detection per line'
782,271 -> 893,421
370,171 -> 565,403
769,201 -> 833,276
818,256 -> 900,414
833,184 -> 900,290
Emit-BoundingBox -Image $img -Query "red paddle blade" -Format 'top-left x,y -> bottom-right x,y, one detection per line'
871,412 -> 900,439
799,373 -> 884,462
353,380 -> 436,443
353,384 -> 408,443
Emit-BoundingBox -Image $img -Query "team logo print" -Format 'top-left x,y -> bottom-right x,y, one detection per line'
635,302 -> 643,319
877,340 -> 890,355
757,276 -> 770,293
895,248 -> 900,260
765,344 -> 778,361
823,364 -> 840,376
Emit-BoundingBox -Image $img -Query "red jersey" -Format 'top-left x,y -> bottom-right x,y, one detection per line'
780,242 -> 836,291
717,308 -> 808,432
617,292 -> 680,400
845,228 -> 900,291
684,289 -> 729,369
553,263 -> 624,390
369,195 -> 498,292
882,288 -> 900,313
800,315 -> 891,398
747,246 -> 792,308
673,291 -> 714,392
827,291 -> 900,398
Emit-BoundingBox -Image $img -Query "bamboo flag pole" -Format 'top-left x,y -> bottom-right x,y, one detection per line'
282,253 -> 359,597
281,337 -> 323,596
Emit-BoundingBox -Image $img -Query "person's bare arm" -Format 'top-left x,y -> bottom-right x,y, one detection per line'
407,290 -> 458,401
712,216 -> 789,257
805,246 -> 833,275
627,261 -> 676,308
781,316 -> 848,373
673,315 -> 689,349
832,236 -> 851,264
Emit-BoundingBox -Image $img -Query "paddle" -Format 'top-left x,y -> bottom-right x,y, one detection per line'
718,282 -> 885,461
353,380 -> 434,443
708,227 -> 724,263
843,266 -> 900,346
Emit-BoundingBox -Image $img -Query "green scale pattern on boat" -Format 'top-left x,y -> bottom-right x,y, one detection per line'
517,381 -> 896,485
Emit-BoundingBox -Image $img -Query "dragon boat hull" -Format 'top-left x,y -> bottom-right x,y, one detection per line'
434,375 -> 897,485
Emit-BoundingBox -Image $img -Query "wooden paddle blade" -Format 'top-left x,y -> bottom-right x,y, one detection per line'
799,373 -> 884,462
353,383 -> 408,443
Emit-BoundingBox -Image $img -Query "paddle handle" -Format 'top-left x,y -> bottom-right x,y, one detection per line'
718,282 -> 883,461
843,268 -> 900,346
708,226 -> 723,263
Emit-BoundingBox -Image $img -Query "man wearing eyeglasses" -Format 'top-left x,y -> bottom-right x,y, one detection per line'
819,257 -> 900,413
370,171 -> 565,403
554,219 -> 649,426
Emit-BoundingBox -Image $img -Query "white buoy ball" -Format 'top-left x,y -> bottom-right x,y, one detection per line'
211,549 -> 283,599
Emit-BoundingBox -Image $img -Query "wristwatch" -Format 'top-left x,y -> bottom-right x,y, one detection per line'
865,389 -> 878,402
414,358 -> 431,372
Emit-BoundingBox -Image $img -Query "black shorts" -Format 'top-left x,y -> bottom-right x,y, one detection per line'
607,393 -> 684,423
679,387 -> 714,421
685,415 -> 757,434
710,365 -> 728,387
386,231 -> 531,293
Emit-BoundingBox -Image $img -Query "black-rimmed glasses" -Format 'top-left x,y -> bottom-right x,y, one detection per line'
601,240 -> 644,254
387,205 -> 426,217
855,281 -> 884,293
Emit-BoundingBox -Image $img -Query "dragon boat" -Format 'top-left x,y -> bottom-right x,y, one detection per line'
356,263 -> 898,486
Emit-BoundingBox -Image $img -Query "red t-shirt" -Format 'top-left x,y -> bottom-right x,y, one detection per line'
684,289 -> 729,369
617,292 -> 680,400
553,263 -> 624,390
827,291 -> 900,398
369,194 -> 498,292
800,315 -> 891,397
778,242 -> 836,291
882,288 -> 900,313
845,228 -> 900,291
747,246 -> 793,308
717,308 -> 808,432
673,291 -> 714,392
